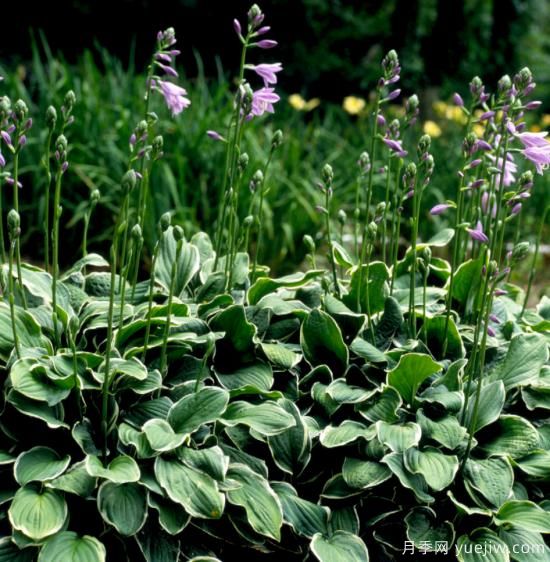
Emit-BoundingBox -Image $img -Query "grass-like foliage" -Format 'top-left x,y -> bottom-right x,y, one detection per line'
0,4 -> 549,562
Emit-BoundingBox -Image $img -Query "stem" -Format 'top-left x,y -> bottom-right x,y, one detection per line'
408,177 -> 420,337
381,156 -> 392,263
325,190 -> 340,298
12,153 -> 26,309
8,240 -> 21,359
51,170 -> 63,346
43,130 -> 54,272
421,266 -> 428,343
0,182 -> 5,264
142,239 -> 160,361
365,242 -> 376,344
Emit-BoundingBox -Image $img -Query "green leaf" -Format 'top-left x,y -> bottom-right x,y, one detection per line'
7,391 -> 69,429
167,387 -> 229,434
215,362 -> 273,392
342,458 -> 391,489
268,399 -> 310,474
0,538 -> 35,562
480,415 -> 539,458
343,262 -> 390,315
464,458 -> 514,509
320,421 -> 376,448
260,343 -> 301,369
148,494 -> 189,535
489,333 -> 549,390
463,380 -> 505,434
85,455 -> 140,483
15,447 -> 71,486
405,506 -> 455,549
382,453 -> 434,503
495,501 -> 550,533
143,419 -> 186,452
499,526 -> 550,562
310,531 -> 369,562
155,457 -> 224,519
221,401 -> 296,436
423,228 -> 455,248
210,305 -> 256,366
387,353 -> 442,404
10,358 -> 71,406
227,464 -> 283,541
456,528 -> 510,562
356,385 -> 401,423
46,461 -> 96,497
451,257 -> 484,310
272,481 -> 329,538
38,531 -> 106,562
424,315 -> 465,359
177,446 -> 228,482
9,484 -> 67,541
350,337 -> 388,364
155,226 -> 200,295
97,482 -> 147,536
248,270 -> 324,305
404,447 -> 459,491
301,309 -> 349,376
514,450 -> 550,479
416,410 -> 466,450
376,421 -> 421,453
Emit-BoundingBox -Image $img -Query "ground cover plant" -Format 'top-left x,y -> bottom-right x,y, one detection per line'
0,4 -> 549,561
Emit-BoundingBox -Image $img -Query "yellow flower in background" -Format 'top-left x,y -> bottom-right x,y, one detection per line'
542,114 -> 550,127
289,94 -> 321,112
423,120 -> 442,137
448,106 -> 467,124
289,94 -> 306,111
433,101 -> 447,116
473,124 -> 485,138
304,98 -> 321,111
530,124 -> 542,132
343,96 -> 366,115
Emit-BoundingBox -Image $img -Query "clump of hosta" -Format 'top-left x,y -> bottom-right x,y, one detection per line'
0,5 -> 550,562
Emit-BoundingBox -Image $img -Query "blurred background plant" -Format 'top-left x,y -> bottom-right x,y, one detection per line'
0,0 -> 548,292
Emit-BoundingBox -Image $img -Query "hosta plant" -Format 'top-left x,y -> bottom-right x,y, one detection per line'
0,4 -> 549,562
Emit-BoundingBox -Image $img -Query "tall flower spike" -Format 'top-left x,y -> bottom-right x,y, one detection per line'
466,221 -> 489,244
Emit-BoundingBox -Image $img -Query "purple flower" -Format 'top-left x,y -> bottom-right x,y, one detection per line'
430,203 -> 452,215
251,63 -> 283,86
386,89 -> 401,101
453,93 -> 464,107
489,314 -> 501,324
487,325 -> 496,337
481,191 -> 496,218
377,114 -> 386,127
18,135 -> 27,147
153,79 -> 191,116
155,53 -> 172,63
476,140 -> 492,151
525,101 -> 542,110
206,130 -> 225,141
516,130 -> 548,148
478,111 -> 495,121
250,87 -> 280,117
383,138 -> 407,157
523,145 -> 550,174
233,18 -> 242,36
466,221 -> 489,244
1,131 -> 12,148
511,202 -> 522,215
256,26 -> 271,36
61,161 -> 69,173
257,39 -> 278,49
0,151 -> 5,167
494,288 -> 507,296
156,62 -> 178,78
487,153 -> 517,187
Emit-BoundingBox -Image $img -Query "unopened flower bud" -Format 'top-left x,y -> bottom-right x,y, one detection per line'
173,225 -> 184,241
64,90 -> 76,112
152,135 -> 164,158
55,134 -> 68,155
121,169 -> 137,193
7,209 -> 20,240
14,99 -> 28,121
243,215 -> 254,228
497,74 -> 512,97
250,169 -> 263,192
453,93 -> 464,107
417,134 -> 431,155
160,212 -> 171,231
513,67 -> 533,94
337,209 -> 347,225
91,189 -> 101,204
303,234 -> 316,253
321,163 -> 334,186
462,132 -> 478,156
511,241 -> 530,263
131,224 -> 142,241
271,129 -> 283,149
366,221 -> 378,241
248,4 -> 262,23
358,151 -> 370,173
238,152 -> 249,173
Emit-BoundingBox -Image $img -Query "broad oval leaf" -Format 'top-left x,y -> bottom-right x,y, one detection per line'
456,528 -> 510,562
221,401 -> 295,436
85,455 -> 140,483
310,530 -> 369,562
15,447 -> 71,486
38,531 -> 106,562
97,482 -> 148,536
387,353 -> 442,404
495,501 -> 550,533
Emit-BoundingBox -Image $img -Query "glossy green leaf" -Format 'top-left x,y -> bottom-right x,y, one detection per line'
342,458 -> 391,489
495,501 -> 550,533
480,415 -> 539,458
38,531 -> 106,562
85,455 -> 140,483
464,458 -> 514,509
387,353 -> 442,404
376,421 -> 421,453
15,447 -> 71,486
404,447 -> 459,491
456,528 -> 509,562
97,482 -> 147,536
221,401 -> 295,436
310,531 -> 369,562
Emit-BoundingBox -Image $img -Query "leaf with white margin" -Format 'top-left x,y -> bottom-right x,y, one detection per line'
310,531 -> 369,562
382,453 -> 434,503
221,401 -> 295,436
97,482 -> 147,536
376,421 -> 421,453
272,481 -> 329,538
463,380 -> 505,434
387,353 -> 442,404
499,525 -> 550,562
495,501 -> 550,533
463,457 -> 514,509
320,421 -> 376,448
143,419 -> 187,452
15,447 -> 71,486
227,464 -> 283,541
155,457 -> 224,519
38,531 -> 106,562
480,415 -> 539,458
85,455 -> 140,483
342,458 -> 391,489
416,409 -> 466,450
456,528 -> 509,562
405,506 -> 455,548
9,484 -> 67,541
404,447 -> 459,491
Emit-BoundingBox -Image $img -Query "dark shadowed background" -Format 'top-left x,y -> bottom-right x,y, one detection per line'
2,0 -> 550,102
